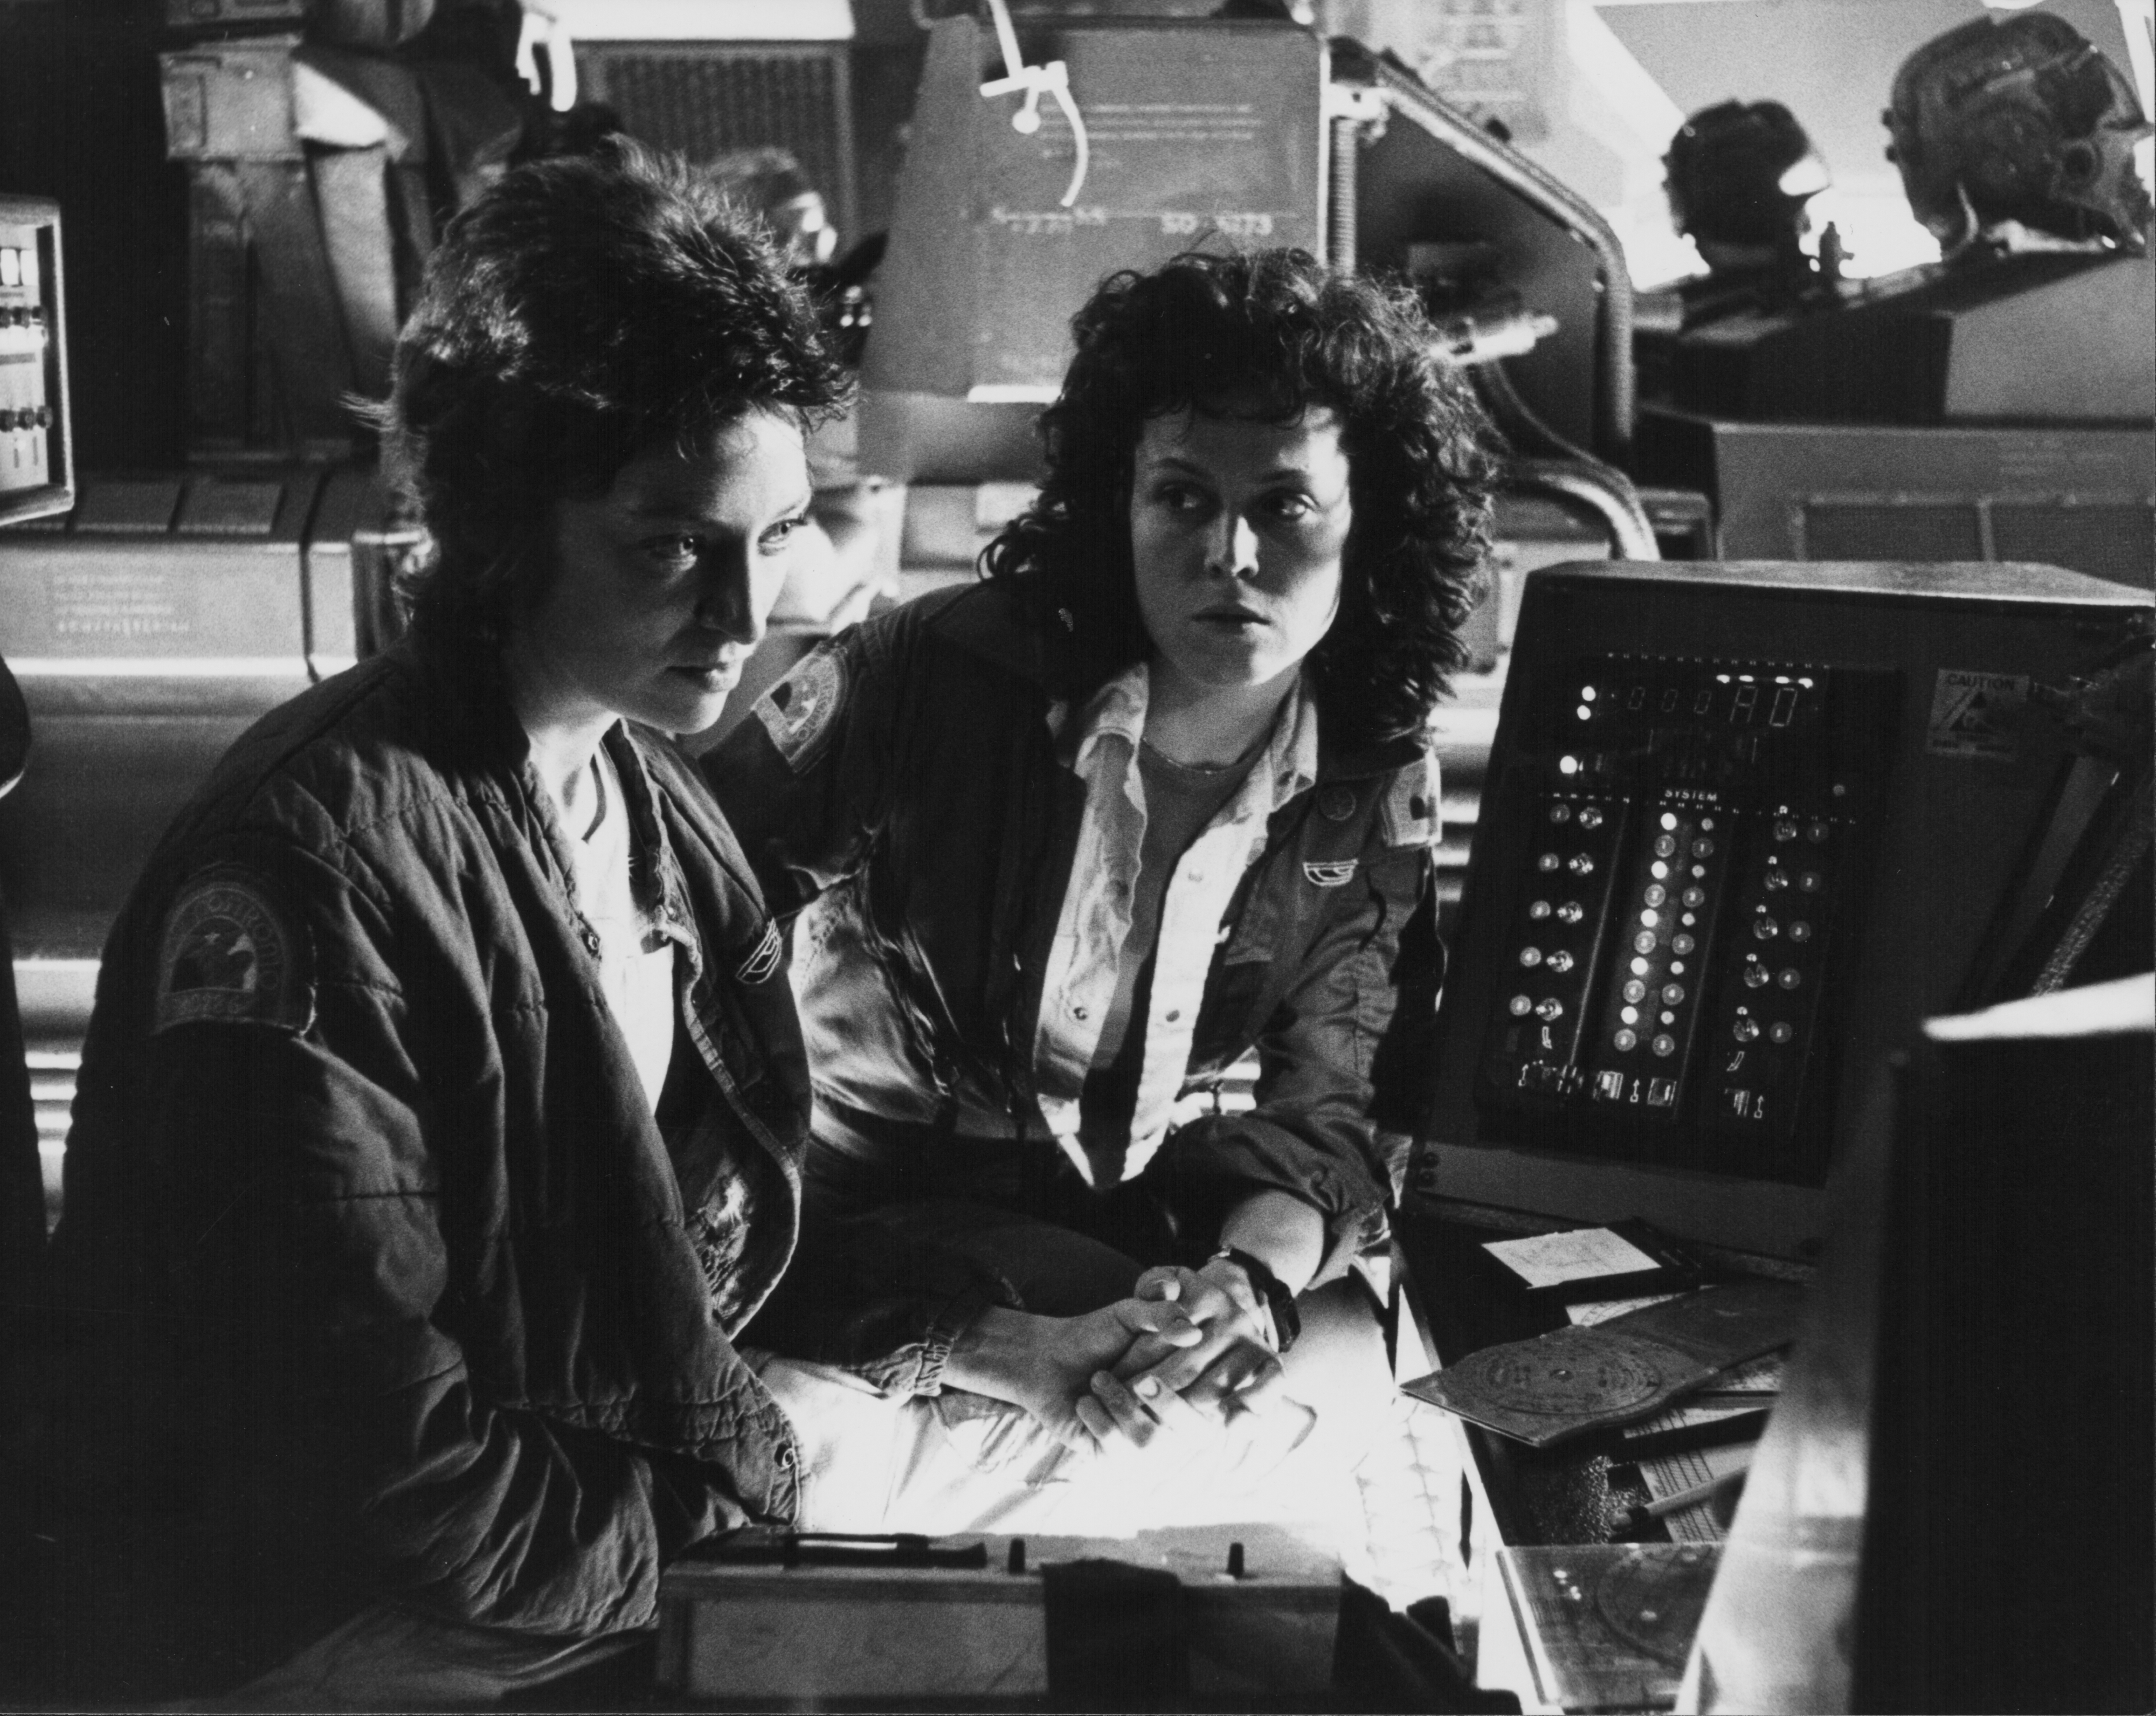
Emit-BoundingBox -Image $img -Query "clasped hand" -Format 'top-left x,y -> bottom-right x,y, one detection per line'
1072,1264 -> 1312,1473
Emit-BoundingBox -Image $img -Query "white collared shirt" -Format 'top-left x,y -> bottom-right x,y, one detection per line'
1031,662 -> 1322,1185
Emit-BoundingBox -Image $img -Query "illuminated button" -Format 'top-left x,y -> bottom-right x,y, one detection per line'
1778,967 -> 1802,990
1622,979 -> 1648,1004
1519,946 -> 1544,968
1613,1028 -> 1639,1051
1509,994 -> 1534,1016
1650,861 -> 1670,880
1538,853 -> 1560,871
1620,1005 -> 1640,1025
1773,817 -> 1798,842
1651,1034 -> 1677,1057
1653,834 -> 1678,858
1799,870 -> 1823,892
1753,916 -> 1779,940
1732,1017 -> 1761,1043
1550,804 -> 1572,824
1699,816 -> 1716,831
1691,836 -> 1716,859
1661,982 -> 1687,1006
1567,853 -> 1596,876
1534,998 -> 1565,1022
1660,1011 -> 1676,1026
1770,1021 -> 1795,1044
1577,805 -> 1606,830
1660,812 -> 1679,831
1556,901 -> 1585,925
1630,957 -> 1651,976
1581,685 -> 1598,701
1669,960 -> 1686,975
1671,933 -> 1697,956
1546,950 -> 1575,973
1633,930 -> 1658,955
1764,869 -> 1789,892
1577,705 -> 1592,721
1692,864 -> 1708,878
1744,964 -> 1771,988
1807,820 -> 1830,842
1643,884 -> 1668,908
1787,920 -> 1813,944
1640,908 -> 1660,928
1529,899 -> 1552,920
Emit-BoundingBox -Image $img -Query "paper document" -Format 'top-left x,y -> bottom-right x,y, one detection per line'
1483,1226 -> 1659,1290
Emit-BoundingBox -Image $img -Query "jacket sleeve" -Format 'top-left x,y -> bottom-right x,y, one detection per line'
1163,838 -> 1426,1285
76,834 -> 750,1640
703,615 -> 907,916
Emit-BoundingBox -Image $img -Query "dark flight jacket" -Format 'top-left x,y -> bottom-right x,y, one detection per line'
31,636 -> 810,1699
710,582 -> 1442,1333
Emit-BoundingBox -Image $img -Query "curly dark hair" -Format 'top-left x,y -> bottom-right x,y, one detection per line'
981,248 -> 1495,748
380,137 -> 851,649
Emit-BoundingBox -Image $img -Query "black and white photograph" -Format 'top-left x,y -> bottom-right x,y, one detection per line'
0,0 -> 2150,1708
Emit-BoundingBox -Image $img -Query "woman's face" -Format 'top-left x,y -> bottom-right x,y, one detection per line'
1127,405 -> 1352,706
517,409 -> 813,736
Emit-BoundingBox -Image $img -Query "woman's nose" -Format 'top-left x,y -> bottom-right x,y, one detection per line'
1205,514 -> 1260,578
695,548 -> 764,645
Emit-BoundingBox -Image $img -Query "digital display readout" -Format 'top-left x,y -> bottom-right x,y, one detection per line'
1566,660 -> 1828,735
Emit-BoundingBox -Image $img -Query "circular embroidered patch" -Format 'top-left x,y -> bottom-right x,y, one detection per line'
1318,785 -> 1357,822
154,866 -> 313,1034
754,647 -> 848,773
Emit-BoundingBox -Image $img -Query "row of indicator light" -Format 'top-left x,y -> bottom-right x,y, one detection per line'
0,248 -> 37,292
1613,811 -> 1716,1055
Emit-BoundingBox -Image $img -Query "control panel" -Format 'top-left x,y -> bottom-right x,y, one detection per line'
0,196 -> 70,525
1473,654 -> 1901,1185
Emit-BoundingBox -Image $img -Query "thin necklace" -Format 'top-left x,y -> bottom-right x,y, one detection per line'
1141,726 -> 1270,774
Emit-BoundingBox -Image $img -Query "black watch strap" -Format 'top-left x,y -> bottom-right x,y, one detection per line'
1212,1245 -> 1301,1354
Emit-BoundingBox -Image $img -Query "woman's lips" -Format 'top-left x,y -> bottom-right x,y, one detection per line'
670,659 -> 743,689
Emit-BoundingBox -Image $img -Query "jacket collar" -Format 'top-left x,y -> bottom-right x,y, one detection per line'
928,580 -> 1429,784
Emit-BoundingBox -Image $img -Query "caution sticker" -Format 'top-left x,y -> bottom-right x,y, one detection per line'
753,646 -> 848,774
153,864 -> 314,1035
1927,669 -> 2029,762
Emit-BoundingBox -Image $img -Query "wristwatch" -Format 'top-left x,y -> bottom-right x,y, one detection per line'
1211,1245 -> 1301,1354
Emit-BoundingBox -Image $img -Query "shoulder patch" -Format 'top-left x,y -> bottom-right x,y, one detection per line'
1379,753 -> 1444,849
753,646 -> 848,774
735,919 -> 784,985
154,864 -> 314,1035
1304,859 -> 1359,888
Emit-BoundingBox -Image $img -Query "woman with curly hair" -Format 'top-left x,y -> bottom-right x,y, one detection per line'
711,247 -> 1494,1524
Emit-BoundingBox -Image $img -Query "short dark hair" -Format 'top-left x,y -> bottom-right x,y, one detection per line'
382,138 -> 850,648
981,248 -> 1495,748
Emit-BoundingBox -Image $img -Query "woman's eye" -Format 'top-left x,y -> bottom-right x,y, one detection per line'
1154,483 -> 1209,514
761,514 -> 810,551
1264,492 -> 1317,522
642,535 -> 701,569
